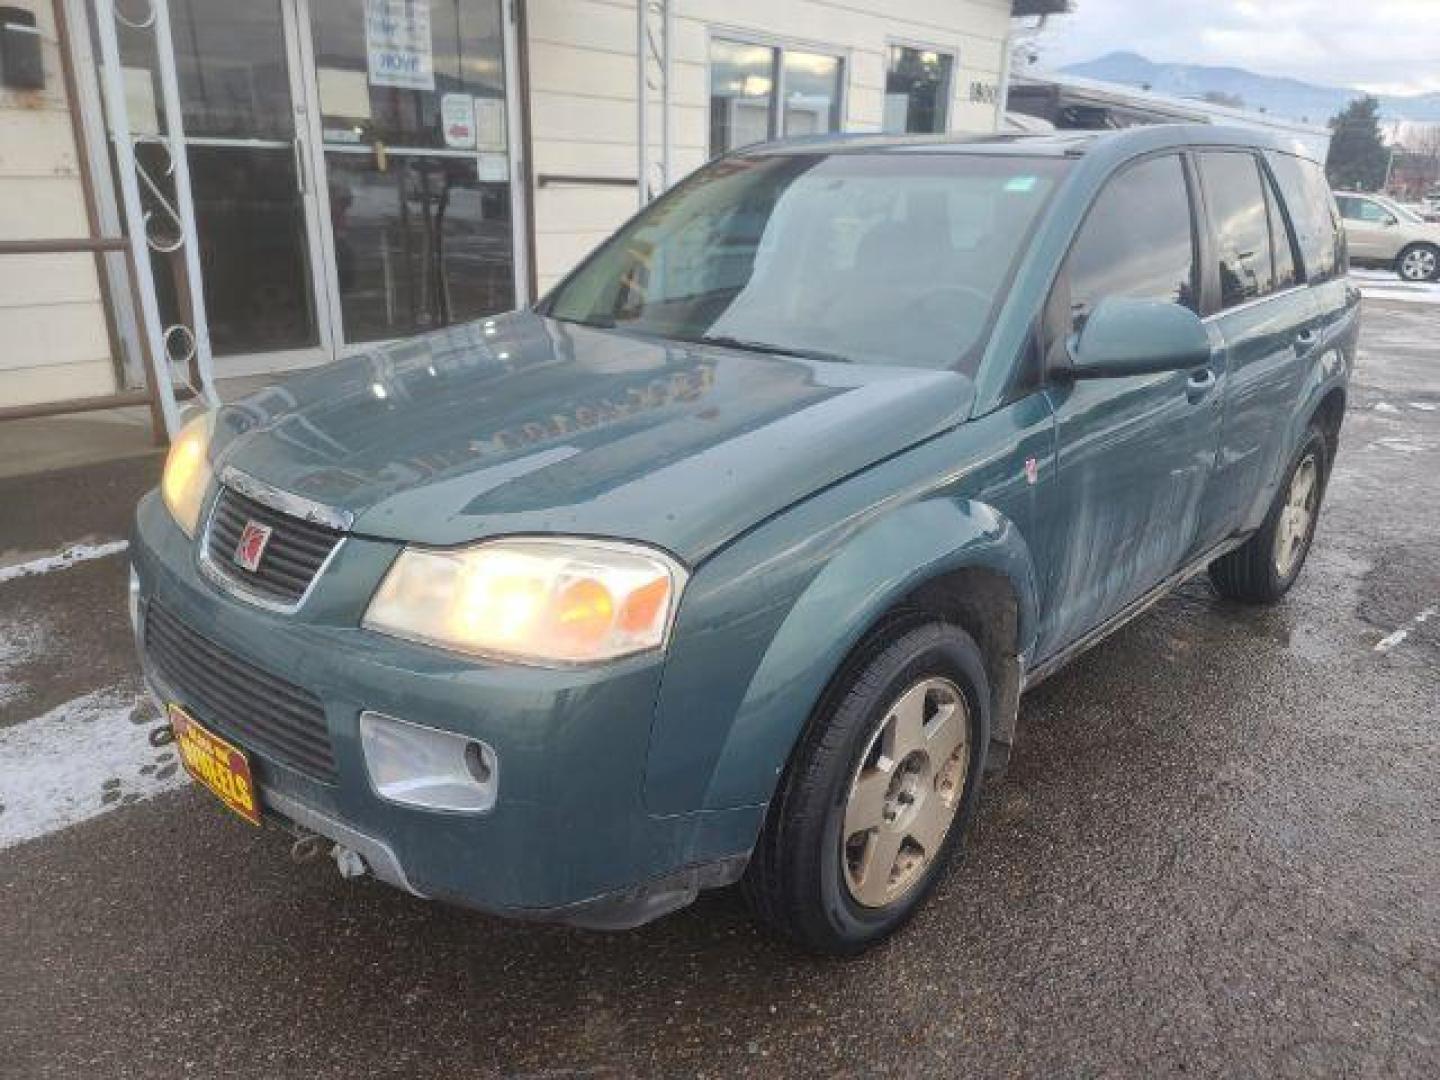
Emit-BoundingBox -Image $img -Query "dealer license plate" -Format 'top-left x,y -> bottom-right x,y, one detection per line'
169,703 -> 261,826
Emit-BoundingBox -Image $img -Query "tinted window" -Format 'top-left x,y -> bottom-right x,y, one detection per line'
1198,152 -> 1275,309
1264,171 -> 1299,290
548,153 -> 1068,373
884,46 -> 955,134
709,40 -> 844,156
1067,153 -> 1196,329
1266,152 -> 1342,281
1343,197 -> 1393,224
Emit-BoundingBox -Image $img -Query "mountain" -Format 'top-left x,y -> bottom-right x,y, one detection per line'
1057,51 -> 1440,125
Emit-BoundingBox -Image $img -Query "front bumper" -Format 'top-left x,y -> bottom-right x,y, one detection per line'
131,490 -> 758,926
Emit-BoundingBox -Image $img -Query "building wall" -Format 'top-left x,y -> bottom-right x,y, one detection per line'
525,0 -> 1012,292
0,0 -> 115,408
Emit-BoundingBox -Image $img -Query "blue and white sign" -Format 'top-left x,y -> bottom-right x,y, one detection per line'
365,0 -> 434,92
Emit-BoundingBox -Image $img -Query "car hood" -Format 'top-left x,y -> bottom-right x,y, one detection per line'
212,312 -> 974,564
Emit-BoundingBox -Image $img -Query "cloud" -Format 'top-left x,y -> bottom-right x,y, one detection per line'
1035,0 -> 1440,96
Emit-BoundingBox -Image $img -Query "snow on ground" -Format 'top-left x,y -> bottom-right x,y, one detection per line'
0,615 -> 48,709
0,689 -> 188,849
0,539 -> 129,584
1351,269 -> 1440,306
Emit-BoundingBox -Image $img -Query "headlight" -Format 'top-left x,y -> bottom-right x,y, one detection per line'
363,538 -> 686,665
161,411 -> 214,537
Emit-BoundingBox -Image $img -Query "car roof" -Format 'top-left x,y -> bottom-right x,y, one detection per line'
743,124 -> 1323,165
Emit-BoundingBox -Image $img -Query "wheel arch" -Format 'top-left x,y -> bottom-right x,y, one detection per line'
1310,384 -> 1346,459
693,496 -> 1039,813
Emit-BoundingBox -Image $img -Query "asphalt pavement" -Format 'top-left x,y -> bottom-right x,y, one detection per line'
1,294 -> 1436,1079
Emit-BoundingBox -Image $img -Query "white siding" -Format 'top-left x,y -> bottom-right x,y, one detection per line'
525,0 -> 1012,287
0,0 -> 115,409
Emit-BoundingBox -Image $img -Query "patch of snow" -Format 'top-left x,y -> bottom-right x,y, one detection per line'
0,689 -> 188,849
1374,402 -> 1401,414
1374,607 -> 1438,654
1410,402 -> 1437,412
0,540 -> 129,585
0,616 -> 49,708
1374,628 -> 1409,652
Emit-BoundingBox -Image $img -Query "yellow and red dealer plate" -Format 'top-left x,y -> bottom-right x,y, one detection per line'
168,703 -> 261,826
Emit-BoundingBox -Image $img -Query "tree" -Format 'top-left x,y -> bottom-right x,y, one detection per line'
1325,96 -> 1390,192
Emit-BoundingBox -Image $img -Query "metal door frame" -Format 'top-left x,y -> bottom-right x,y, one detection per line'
93,0 -> 221,435
291,0 -> 530,359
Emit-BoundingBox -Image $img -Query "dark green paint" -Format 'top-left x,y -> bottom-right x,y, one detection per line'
134,125 -> 1358,917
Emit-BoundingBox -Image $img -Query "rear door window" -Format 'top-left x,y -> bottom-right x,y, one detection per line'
1197,151 -> 1276,309
1266,152 -> 1343,281
1264,170 -> 1300,291
1066,152 -> 1197,331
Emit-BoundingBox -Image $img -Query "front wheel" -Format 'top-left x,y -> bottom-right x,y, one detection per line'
1208,426 -> 1329,603
743,622 -> 990,955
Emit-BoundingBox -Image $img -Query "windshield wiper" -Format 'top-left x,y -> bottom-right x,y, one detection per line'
681,333 -> 852,364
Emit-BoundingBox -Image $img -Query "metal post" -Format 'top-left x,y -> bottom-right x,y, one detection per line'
636,0 -> 648,206
92,0 -> 182,438
148,0 -> 217,403
661,0 -> 672,190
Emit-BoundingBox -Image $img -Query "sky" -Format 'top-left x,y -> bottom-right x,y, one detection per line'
1033,0 -> 1440,97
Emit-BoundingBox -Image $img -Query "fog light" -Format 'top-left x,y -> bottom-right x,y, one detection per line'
359,711 -> 498,813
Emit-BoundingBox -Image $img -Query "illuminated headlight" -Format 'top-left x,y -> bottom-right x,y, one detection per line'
360,711 -> 498,813
363,538 -> 686,665
161,411 -> 214,537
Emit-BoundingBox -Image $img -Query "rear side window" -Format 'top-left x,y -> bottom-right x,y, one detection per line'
1339,196 -> 1391,223
1266,151 -> 1343,282
1264,171 -> 1299,291
1197,151 -> 1276,309
1066,153 -> 1197,330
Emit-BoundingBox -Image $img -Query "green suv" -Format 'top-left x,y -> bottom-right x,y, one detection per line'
132,126 -> 1357,953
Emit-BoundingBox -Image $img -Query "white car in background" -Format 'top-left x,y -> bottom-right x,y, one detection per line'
1334,192 -> 1440,282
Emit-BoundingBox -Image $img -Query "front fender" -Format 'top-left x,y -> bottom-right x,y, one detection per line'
645,493 -> 1039,816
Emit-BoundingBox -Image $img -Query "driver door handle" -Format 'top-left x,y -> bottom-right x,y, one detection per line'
1186,367 -> 1217,403
1295,328 -> 1319,349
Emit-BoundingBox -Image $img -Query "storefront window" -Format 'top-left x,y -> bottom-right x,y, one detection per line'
709,39 -> 777,156
709,37 -> 843,157
309,0 -> 507,151
883,45 -> 954,134
782,50 -> 842,138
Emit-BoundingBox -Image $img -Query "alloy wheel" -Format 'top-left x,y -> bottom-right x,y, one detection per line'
841,677 -> 969,908
1274,453 -> 1319,578
1400,247 -> 1437,282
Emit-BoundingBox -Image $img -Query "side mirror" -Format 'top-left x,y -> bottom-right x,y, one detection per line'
1069,297 -> 1211,379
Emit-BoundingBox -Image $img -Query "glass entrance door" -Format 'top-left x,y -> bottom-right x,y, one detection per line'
105,0 -> 522,377
297,0 -> 521,349
111,0 -> 332,372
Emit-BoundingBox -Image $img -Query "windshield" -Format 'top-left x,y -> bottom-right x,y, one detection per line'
545,152 -> 1068,372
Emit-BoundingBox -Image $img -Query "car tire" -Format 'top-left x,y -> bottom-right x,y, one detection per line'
1396,243 -> 1440,283
1208,425 -> 1330,604
743,621 -> 990,955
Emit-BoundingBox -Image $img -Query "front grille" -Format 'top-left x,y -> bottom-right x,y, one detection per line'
204,485 -> 343,606
144,602 -> 337,781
